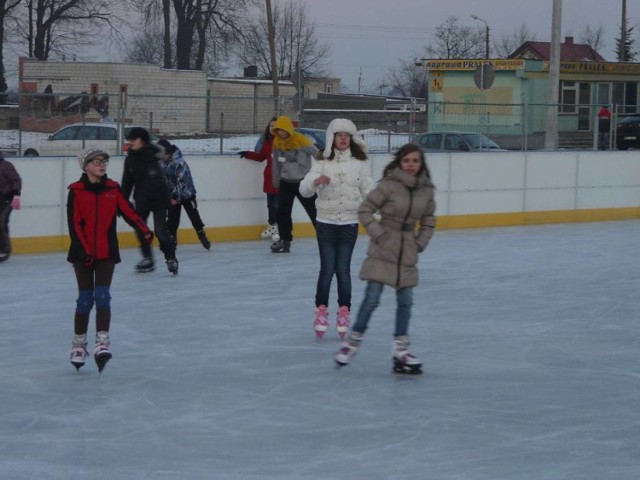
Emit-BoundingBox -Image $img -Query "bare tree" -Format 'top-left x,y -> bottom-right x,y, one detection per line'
0,0 -> 21,103
579,24 -> 606,60
377,54 -> 428,98
237,0 -> 329,79
493,24 -> 537,58
13,0 -> 119,61
124,30 -> 165,65
425,16 -> 485,59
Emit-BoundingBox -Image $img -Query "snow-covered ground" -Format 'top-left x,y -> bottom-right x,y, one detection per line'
0,128 -> 412,156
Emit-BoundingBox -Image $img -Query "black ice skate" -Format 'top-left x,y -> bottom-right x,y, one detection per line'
270,239 -> 291,254
197,229 -> 211,250
166,258 -> 179,275
135,257 -> 155,273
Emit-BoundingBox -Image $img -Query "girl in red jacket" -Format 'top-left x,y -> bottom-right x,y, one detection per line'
67,148 -> 153,373
238,117 -> 280,241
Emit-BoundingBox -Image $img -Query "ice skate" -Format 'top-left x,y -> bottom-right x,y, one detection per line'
260,224 -> 278,240
70,334 -> 88,371
94,331 -> 112,374
336,306 -> 350,339
334,332 -> 363,367
197,229 -> 211,250
270,239 -> 290,254
166,258 -> 179,275
135,257 -> 155,273
313,305 -> 329,338
392,336 -> 422,375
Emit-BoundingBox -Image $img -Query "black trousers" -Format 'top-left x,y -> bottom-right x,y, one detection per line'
276,180 -> 317,242
167,196 -> 205,241
0,200 -> 12,256
136,206 -> 176,261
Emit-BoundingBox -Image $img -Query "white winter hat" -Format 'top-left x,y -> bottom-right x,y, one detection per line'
323,118 -> 367,158
78,148 -> 109,172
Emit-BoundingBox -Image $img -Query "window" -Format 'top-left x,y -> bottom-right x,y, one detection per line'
51,126 -> 79,140
324,82 -> 332,93
560,81 -> 577,113
420,134 -> 441,149
444,134 -> 462,150
78,126 -> 99,140
100,127 -> 117,140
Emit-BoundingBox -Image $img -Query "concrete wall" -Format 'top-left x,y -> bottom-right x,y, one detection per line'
6,151 -> 640,254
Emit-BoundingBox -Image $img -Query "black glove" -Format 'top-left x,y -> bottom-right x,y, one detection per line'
238,151 -> 248,158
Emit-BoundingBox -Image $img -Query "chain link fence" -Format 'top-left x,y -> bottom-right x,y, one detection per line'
2,92 -> 636,155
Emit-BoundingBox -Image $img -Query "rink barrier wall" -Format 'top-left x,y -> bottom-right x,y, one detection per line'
7,151 -> 640,254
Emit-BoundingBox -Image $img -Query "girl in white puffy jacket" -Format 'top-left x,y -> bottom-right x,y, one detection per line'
300,119 -> 373,338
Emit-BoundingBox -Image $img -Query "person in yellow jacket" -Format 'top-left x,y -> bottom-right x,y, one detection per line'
269,115 -> 318,253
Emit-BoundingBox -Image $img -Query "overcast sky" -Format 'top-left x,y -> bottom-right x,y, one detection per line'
305,0 -> 638,92
4,0 -> 638,94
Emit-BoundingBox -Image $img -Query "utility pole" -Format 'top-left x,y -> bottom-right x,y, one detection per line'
545,0 -> 562,150
620,0 -> 627,61
357,68 -> 362,94
266,0 -> 279,114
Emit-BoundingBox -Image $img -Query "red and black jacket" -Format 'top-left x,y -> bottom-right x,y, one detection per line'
67,175 -> 151,264
243,137 -> 279,195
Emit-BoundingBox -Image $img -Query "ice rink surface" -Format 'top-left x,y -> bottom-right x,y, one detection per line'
1,221 -> 640,479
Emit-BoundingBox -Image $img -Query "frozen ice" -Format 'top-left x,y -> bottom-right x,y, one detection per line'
1,221 -> 639,479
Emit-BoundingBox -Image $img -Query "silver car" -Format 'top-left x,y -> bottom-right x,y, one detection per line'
418,131 -> 505,152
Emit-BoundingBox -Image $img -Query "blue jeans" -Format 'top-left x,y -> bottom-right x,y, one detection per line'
315,222 -> 359,308
352,281 -> 414,337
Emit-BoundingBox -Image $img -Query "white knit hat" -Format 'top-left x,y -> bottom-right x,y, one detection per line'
323,118 -> 367,158
78,148 -> 109,172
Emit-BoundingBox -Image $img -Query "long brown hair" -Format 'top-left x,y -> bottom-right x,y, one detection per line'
327,141 -> 368,161
382,143 -> 430,179
263,116 -> 277,142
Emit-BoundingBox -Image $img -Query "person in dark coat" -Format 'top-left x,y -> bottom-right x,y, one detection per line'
334,143 -> 436,374
67,148 -> 153,372
0,153 -> 22,262
121,127 -> 178,274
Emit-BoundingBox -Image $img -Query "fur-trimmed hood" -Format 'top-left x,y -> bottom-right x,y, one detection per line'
323,118 -> 367,158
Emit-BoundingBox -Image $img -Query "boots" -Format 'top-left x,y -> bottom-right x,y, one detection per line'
313,305 -> 329,337
336,306 -> 350,339
392,336 -> 422,374
334,332 -> 363,367
260,224 -> 278,240
94,331 -> 112,373
135,257 -> 155,273
70,333 -> 89,371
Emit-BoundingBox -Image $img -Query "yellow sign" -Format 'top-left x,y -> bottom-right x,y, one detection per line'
543,61 -> 640,75
421,59 -> 524,71
430,72 -> 443,92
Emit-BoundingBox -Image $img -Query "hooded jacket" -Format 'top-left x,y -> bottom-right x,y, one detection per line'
271,116 -> 318,188
359,167 -> 436,289
161,147 -> 197,201
67,174 -> 151,263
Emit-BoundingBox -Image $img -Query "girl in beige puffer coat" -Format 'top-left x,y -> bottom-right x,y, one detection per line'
334,143 -> 436,374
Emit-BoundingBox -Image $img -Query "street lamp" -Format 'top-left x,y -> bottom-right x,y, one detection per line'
471,14 -> 490,59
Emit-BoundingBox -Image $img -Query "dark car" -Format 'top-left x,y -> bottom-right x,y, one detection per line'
254,127 -> 326,152
615,115 -> 640,150
417,131 -> 505,152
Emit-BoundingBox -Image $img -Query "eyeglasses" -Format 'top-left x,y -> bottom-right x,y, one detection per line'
90,158 -> 109,166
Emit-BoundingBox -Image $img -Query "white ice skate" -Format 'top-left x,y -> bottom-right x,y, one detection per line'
313,305 -> 329,337
334,332 -> 363,367
94,331 -> 112,373
70,333 -> 88,371
336,306 -> 350,339
392,336 -> 422,375
260,224 -> 278,240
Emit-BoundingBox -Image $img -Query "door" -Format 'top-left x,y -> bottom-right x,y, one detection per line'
577,83 -> 592,131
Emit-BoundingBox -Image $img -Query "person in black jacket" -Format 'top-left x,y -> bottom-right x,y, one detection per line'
0,153 -> 21,262
121,127 -> 179,274
67,148 -> 153,372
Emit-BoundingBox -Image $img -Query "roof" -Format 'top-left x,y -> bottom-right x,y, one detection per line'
508,37 -> 606,62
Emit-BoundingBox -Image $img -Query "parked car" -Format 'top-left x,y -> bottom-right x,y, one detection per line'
417,131 -> 505,152
254,127 -> 326,152
22,122 -> 158,156
615,115 -> 640,150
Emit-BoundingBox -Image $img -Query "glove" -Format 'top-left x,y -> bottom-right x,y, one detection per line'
11,196 -> 20,210
83,256 -> 94,268
143,231 -> 154,245
238,151 -> 248,158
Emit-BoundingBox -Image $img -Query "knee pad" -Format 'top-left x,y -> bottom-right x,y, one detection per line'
94,285 -> 112,310
76,290 -> 94,314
